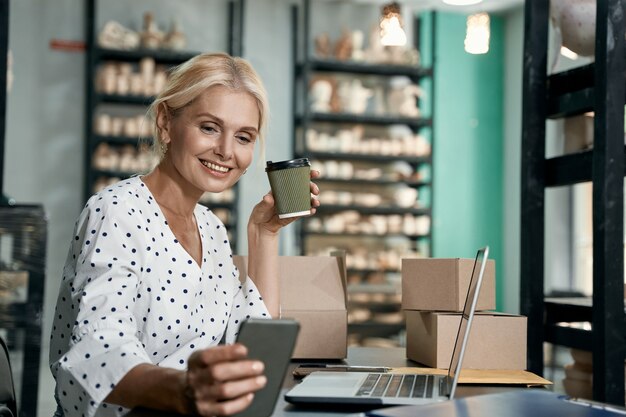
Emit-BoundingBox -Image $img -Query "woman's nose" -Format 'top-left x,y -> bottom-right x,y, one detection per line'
214,135 -> 233,160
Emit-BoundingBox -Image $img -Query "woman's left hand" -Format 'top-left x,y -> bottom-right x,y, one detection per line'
248,170 -> 321,234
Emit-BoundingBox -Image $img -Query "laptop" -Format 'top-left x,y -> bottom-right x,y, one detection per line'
284,246 -> 490,407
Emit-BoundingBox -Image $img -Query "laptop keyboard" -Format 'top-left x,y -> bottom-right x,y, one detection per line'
356,373 -> 436,398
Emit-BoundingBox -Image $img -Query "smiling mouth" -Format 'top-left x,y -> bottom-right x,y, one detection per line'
200,159 -> 231,173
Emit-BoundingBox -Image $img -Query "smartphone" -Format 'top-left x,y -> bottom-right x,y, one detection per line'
233,318 -> 300,417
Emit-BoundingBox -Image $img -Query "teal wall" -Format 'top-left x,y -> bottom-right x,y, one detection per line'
428,12 -> 505,309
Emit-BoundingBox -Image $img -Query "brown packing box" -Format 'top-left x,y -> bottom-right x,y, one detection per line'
402,258 -> 496,311
405,310 -> 527,370
233,254 -> 348,359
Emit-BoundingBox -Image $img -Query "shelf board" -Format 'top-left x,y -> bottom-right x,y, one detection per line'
200,201 -> 237,210
542,298 -> 626,351
347,268 -> 400,275
300,59 -> 432,78
315,177 -> 430,187
348,301 -> 401,313
92,168 -> 137,179
545,63 -> 626,118
305,231 -> 428,239
544,150 -> 593,186
96,47 -> 198,64
301,151 -> 430,164
96,93 -> 155,105
314,204 -> 430,216
545,297 -> 593,323
93,135 -> 146,146
348,322 -> 404,337
544,146 -> 626,187
546,64 -> 595,118
547,87 -> 594,119
298,112 -> 432,128
544,323 -> 592,351
348,283 -> 399,294
548,63 -> 595,96
545,297 -> 626,320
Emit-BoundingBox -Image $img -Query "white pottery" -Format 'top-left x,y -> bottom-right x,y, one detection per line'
551,0 -> 596,56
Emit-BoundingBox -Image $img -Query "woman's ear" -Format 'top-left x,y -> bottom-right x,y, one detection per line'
156,103 -> 171,144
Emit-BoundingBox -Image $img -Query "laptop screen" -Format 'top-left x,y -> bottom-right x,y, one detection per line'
445,247 -> 489,399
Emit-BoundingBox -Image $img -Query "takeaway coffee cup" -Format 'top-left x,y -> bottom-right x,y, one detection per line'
266,158 -> 311,219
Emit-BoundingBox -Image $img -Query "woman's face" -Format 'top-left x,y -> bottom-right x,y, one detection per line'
162,84 -> 260,195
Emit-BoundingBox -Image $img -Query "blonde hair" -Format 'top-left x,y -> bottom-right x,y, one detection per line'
148,52 -> 269,162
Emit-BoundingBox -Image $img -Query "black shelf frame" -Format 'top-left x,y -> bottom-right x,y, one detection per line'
291,0 -> 436,250
297,59 -> 433,79
0,205 -> 48,417
93,134 -> 144,146
95,93 -> 155,106
291,0 -> 436,344
348,322 -> 404,338
296,112 -> 432,128
314,204 -> 430,216
96,47 -> 199,64
520,0 -> 625,405
304,150 -> 431,164
316,177 -> 430,187
0,0 -> 7,199
84,0 -> 245,251
304,231 -> 430,239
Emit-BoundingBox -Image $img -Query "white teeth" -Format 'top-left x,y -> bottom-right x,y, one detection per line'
201,160 -> 230,173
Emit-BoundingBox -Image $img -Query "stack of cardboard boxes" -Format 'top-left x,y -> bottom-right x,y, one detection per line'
401,257 -> 528,369
234,254 -> 348,360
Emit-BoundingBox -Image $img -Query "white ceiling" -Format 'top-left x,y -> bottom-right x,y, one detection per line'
340,0 -> 525,14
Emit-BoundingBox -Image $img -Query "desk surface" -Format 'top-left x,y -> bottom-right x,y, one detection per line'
131,347 -> 540,417
278,347 -> 535,417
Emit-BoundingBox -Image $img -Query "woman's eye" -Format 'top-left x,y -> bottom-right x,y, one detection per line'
237,136 -> 252,144
201,125 -> 217,133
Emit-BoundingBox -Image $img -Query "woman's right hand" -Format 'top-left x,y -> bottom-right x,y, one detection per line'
185,343 -> 266,416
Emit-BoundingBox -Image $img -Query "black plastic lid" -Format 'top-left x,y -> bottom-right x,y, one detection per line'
265,158 -> 310,172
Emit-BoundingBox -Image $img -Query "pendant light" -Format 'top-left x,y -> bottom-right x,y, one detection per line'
464,12 -> 490,54
380,2 -> 407,46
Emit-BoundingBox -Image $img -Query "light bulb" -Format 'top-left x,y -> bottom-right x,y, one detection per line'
464,12 -> 490,54
380,15 -> 407,46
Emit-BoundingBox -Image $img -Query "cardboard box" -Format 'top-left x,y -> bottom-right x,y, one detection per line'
405,310 -> 527,369
402,258 -> 496,312
233,254 -> 348,359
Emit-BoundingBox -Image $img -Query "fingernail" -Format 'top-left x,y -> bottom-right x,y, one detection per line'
257,375 -> 267,386
252,361 -> 264,371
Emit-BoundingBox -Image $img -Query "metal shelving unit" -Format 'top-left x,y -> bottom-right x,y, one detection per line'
0,205 -> 48,417
0,0 -> 7,202
291,0 -> 435,344
84,0 -> 244,250
520,0 -> 625,405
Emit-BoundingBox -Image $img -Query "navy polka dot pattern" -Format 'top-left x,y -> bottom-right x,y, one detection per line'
49,177 -> 269,417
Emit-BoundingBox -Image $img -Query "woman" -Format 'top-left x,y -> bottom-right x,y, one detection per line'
50,52 -> 320,417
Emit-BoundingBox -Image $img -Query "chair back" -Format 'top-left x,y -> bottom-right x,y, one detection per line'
0,336 -> 17,417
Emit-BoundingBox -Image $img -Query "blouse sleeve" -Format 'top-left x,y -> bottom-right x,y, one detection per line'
224,273 -> 271,343
50,196 -> 152,417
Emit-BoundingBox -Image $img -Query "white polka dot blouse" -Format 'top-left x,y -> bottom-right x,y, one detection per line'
49,176 -> 270,417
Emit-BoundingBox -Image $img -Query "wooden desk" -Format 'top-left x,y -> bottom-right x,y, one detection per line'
130,347 -> 537,416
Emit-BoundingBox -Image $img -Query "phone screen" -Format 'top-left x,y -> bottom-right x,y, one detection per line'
233,318 -> 300,417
